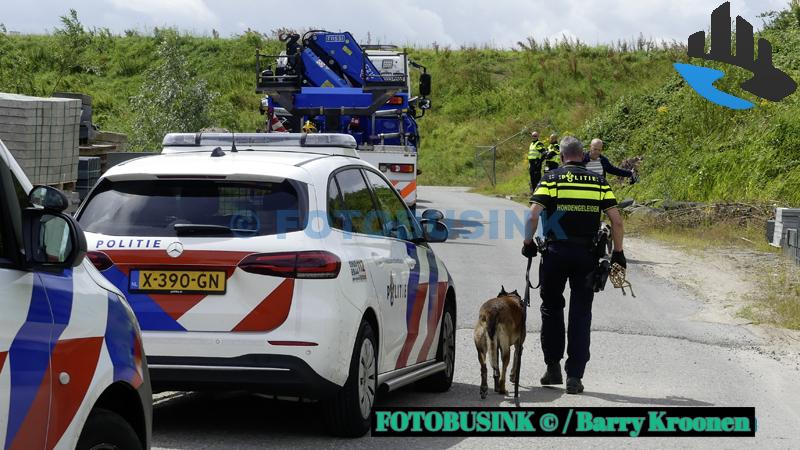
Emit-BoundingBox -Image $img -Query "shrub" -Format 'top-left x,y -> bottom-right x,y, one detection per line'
129,35 -> 218,151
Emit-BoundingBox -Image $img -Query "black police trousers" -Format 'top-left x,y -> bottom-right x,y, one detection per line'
528,160 -> 542,192
539,241 -> 596,378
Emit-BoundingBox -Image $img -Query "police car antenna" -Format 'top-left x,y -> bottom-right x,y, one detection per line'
231,132 -> 238,152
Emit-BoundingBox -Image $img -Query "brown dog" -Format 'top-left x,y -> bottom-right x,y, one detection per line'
474,286 -> 526,398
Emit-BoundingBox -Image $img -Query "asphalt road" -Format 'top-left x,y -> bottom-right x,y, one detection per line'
152,186 -> 800,449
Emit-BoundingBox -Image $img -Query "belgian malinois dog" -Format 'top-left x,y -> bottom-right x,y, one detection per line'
474,286 -> 526,398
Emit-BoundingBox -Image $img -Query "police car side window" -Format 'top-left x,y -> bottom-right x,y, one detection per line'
331,169 -> 382,236
327,177 -> 346,230
362,170 -> 422,241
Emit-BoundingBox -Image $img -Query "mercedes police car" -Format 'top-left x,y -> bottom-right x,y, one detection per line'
0,139 -> 151,449
76,133 -> 456,437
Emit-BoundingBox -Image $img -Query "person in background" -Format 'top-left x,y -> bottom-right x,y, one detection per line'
544,134 -> 560,172
528,131 -> 547,194
583,139 -> 637,183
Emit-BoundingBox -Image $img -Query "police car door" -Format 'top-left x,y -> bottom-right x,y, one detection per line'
361,169 -> 437,371
327,168 -> 407,374
0,148 -> 52,450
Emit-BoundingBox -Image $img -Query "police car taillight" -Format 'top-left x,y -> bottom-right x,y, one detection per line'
87,251 -> 113,271
379,163 -> 415,173
238,251 -> 341,279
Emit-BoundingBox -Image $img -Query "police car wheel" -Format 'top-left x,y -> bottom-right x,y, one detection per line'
417,300 -> 456,392
323,320 -> 377,437
77,408 -> 141,450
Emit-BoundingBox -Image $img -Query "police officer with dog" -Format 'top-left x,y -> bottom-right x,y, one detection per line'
522,136 -> 626,394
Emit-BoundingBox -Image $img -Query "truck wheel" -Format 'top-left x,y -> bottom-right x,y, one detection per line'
77,408 -> 141,450
417,300 -> 455,392
324,320 -> 377,437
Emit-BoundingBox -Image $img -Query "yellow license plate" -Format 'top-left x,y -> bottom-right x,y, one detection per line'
130,270 -> 226,294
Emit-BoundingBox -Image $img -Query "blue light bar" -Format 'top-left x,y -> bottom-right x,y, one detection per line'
162,133 -> 357,149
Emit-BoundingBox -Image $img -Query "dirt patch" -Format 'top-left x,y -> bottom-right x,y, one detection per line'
628,236 -> 800,368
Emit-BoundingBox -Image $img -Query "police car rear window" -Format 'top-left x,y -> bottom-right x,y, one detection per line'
78,179 -> 307,237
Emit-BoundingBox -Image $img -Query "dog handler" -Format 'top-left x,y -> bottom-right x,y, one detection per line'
521,136 -> 626,394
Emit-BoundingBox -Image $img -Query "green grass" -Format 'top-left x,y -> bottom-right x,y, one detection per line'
626,214 -> 778,254
0,13 -> 677,163
740,264 -> 800,330
1,6 -> 800,206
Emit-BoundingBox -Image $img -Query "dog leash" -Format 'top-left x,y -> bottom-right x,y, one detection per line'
514,256 -> 534,407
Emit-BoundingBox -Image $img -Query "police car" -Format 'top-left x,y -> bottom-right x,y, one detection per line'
76,133 -> 456,437
0,139 -> 151,449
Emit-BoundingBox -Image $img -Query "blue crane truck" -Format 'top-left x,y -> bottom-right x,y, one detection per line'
256,30 -> 432,210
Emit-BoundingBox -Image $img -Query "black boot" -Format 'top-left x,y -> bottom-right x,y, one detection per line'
566,377 -> 584,394
540,363 -> 563,385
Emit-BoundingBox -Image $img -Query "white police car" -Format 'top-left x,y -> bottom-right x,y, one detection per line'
76,133 -> 456,437
0,139 -> 151,449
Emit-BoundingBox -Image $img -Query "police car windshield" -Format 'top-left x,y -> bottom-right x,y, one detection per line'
78,179 -> 307,237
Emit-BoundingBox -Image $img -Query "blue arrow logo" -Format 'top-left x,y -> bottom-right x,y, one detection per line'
674,63 -> 754,110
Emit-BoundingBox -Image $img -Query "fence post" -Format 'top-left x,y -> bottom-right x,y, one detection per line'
491,146 -> 497,186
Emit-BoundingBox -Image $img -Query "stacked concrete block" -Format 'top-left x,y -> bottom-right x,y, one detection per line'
0,93 -> 81,186
771,207 -> 800,248
77,156 -> 101,200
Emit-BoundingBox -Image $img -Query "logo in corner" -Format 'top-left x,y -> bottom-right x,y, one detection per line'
675,1 -> 797,110
166,242 -> 184,258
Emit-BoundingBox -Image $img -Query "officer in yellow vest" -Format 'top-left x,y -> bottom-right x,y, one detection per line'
528,131 -> 547,193
544,133 -> 560,172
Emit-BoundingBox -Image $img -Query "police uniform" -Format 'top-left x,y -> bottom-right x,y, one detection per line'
529,162 -> 617,379
527,140 -> 547,192
544,143 -> 560,172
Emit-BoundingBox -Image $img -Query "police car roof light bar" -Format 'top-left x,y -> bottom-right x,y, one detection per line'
161,133 -> 359,157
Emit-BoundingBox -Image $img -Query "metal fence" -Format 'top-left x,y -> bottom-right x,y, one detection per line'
474,127 -> 535,187
474,145 -> 497,186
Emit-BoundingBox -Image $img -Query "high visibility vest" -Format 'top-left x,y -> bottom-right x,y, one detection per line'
528,141 -> 546,160
544,143 -> 560,169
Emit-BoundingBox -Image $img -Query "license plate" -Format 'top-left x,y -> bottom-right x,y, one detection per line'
129,270 -> 226,294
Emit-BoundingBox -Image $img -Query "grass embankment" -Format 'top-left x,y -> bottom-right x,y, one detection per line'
0,26 -> 282,145
0,12 -> 678,161
582,7 -> 800,207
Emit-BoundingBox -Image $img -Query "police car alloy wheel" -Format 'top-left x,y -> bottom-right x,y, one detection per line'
358,337 -> 377,419
443,311 -> 455,378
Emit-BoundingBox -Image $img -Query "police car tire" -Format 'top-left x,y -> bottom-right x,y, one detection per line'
416,300 -> 455,392
77,408 -> 141,450
323,320 -> 377,437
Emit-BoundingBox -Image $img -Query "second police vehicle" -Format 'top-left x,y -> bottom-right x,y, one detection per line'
76,132 -> 456,437
1,138 -> 151,450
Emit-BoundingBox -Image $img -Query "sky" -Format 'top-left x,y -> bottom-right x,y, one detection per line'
0,0 -> 791,48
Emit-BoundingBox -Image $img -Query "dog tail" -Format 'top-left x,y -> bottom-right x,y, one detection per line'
486,310 -> 498,341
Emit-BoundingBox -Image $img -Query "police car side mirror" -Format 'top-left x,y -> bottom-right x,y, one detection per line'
420,219 -> 448,243
22,208 -> 87,269
421,208 -> 444,221
29,185 -> 69,212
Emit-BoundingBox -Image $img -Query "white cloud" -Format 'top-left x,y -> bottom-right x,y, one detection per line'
107,0 -> 217,24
